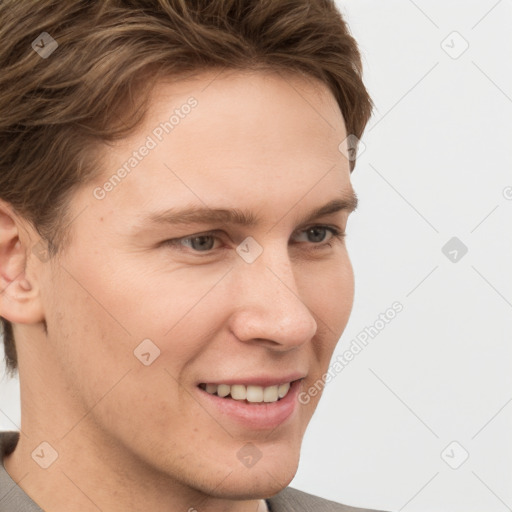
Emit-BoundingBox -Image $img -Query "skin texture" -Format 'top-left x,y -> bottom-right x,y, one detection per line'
0,69 -> 356,512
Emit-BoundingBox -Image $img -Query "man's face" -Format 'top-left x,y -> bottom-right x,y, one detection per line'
35,70 -> 355,497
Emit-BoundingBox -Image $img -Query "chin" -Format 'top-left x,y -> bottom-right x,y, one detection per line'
204,447 -> 300,500
207,469 -> 297,500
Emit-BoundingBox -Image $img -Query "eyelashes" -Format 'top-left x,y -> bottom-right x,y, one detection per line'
161,225 -> 346,255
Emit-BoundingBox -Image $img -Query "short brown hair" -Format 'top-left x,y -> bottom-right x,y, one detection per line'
0,0 -> 373,376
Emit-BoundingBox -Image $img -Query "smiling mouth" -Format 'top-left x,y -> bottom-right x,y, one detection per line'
197,380 -> 298,404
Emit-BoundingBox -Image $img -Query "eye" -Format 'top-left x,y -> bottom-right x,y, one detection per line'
171,233 -> 220,252
291,225 -> 345,247
161,225 -> 345,255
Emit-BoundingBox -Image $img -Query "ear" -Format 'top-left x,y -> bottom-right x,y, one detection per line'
0,200 -> 45,324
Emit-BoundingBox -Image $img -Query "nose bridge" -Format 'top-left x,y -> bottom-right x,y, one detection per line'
229,246 -> 318,349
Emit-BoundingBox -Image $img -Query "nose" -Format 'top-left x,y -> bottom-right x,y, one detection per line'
228,250 -> 318,352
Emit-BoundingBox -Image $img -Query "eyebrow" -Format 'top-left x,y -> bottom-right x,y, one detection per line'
139,189 -> 358,229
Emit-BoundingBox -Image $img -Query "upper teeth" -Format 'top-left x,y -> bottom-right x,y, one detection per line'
203,382 -> 291,403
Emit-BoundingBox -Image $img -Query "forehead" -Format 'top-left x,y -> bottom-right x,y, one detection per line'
115,67 -> 346,156
81,69 -> 351,231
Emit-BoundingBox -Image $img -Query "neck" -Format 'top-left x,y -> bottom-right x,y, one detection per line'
3,430 -> 267,512
3,413 -> 267,512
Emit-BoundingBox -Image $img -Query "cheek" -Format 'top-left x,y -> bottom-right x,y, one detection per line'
43,262 -> 208,437
303,253 -> 355,334
302,255 -> 354,378
43,268 -> 132,387
41,253 -> 164,414
123,266 -> 232,368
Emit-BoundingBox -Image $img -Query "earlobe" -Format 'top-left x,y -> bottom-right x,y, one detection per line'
0,202 -> 45,325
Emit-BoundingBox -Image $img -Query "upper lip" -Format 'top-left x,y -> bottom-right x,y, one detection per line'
198,373 -> 306,388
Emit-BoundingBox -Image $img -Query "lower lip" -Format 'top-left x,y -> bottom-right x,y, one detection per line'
195,379 -> 302,430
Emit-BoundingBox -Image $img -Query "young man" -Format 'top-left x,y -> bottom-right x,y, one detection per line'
0,1 -> 382,510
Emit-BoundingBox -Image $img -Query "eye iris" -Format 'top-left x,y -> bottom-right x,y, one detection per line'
190,235 -> 215,251
308,227 -> 327,243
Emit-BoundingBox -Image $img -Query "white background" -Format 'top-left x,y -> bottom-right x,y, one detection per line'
291,1 -> 512,511
1,1 -> 511,511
